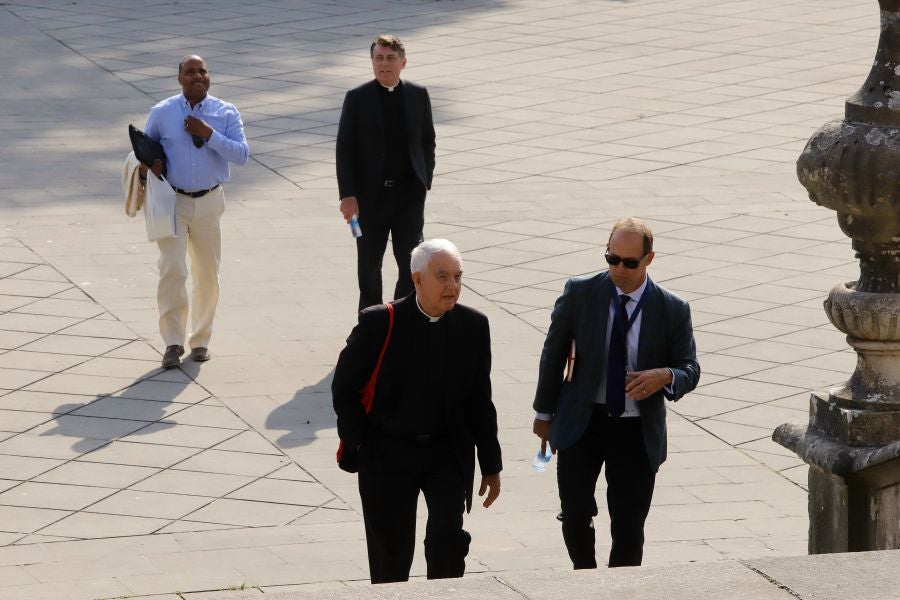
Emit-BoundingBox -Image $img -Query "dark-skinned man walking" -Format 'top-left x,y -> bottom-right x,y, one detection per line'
139,55 -> 249,369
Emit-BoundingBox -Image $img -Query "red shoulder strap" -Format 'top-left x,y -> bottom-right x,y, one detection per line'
337,303 -> 396,464
360,302 -> 394,414
372,302 -> 394,376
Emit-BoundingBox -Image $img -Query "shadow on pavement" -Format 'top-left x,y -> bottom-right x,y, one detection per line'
266,368 -> 336,449
44,369 -> 192,454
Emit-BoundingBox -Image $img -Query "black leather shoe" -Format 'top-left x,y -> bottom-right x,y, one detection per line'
162,345 -> 184,369
190,347 -> 210,362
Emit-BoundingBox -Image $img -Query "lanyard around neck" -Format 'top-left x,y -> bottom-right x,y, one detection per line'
611,279 -> 646,334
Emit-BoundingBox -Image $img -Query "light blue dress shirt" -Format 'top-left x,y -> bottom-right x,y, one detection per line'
144,93 -> 249,192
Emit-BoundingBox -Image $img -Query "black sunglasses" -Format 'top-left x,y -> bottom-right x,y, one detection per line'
605,252 -> 647,269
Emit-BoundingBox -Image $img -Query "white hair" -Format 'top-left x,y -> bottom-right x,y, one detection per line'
410,238 -> 462,274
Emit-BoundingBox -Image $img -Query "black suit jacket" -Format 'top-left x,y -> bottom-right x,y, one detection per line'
335,79 -> 435,201
332,294 -> 502,512
533,273 -> 700,472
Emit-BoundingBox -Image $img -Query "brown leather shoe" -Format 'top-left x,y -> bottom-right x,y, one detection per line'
190,347 -> 210,362
162,345 -> 184,369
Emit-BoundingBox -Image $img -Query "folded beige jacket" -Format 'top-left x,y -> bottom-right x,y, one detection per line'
122,151 -> 144,217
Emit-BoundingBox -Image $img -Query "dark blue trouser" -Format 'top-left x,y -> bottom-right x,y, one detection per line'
557,405 -> 656,568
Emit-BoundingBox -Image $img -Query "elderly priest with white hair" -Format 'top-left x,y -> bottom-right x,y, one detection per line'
332,238 -> 503,584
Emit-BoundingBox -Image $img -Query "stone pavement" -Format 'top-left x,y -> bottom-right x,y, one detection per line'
0,0 -> 876,597
233,549 -> 900,600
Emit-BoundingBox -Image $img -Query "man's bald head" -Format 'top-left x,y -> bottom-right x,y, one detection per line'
178,54 -> 205,75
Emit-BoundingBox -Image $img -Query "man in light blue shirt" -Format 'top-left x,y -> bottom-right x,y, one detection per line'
139,55 -> 249,369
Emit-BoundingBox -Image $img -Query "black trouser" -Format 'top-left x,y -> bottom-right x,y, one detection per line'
357,435 -> 470,584
356,181 -> 425,311
557,405 -> 656,569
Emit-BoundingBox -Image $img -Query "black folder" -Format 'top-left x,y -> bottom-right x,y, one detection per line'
128,124 -> 166,168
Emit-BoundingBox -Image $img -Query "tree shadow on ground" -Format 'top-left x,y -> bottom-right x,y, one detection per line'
0,0 -> 511,206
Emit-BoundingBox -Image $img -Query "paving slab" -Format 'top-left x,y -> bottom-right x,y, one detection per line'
747,550 -> 900,600
257,562 -> 795,600
0,0 -> 892,596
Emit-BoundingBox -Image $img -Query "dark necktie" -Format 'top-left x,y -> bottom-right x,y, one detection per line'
606,294 -> 631,417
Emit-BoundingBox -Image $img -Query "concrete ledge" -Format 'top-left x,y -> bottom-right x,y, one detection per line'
250,550 -> 900,600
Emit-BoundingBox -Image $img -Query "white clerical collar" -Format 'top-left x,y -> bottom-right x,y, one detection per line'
379,80 -> 400,92
415,296 -> 443,322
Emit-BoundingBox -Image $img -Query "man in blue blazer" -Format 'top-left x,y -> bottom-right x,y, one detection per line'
533,217 -> 700,569
336,34 -> 435,311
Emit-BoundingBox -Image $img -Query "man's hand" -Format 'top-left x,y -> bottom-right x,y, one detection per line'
139,159 -> 164,181
184,115 -> 213,140
339,196 -> 358,222
478,473 -> 501,508
625,367 -> 673,400
532,418 -> 554,455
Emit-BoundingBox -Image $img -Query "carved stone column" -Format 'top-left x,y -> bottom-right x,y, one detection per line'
773,0 -> 900,554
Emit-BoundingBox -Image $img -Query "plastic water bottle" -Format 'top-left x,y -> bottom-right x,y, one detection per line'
349,215 -> 362,238
531,446 -> 552,473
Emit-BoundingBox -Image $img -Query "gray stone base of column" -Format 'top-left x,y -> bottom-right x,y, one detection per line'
775,391 -> 900,554
806,466 -> 847,553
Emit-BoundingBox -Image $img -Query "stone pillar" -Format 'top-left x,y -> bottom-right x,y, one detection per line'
773,0 -> 900,554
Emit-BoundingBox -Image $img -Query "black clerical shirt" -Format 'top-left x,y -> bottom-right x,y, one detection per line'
377,81 -> 415,183
380,303 -> 448,438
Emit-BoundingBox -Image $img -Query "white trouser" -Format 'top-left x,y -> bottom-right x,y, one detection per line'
156,186 -> 225,350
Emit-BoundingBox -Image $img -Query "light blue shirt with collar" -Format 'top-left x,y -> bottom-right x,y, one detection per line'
535,275 -> 674,421
144,93 -> 249,192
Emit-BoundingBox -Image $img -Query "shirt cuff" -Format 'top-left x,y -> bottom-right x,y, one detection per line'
534,412 -> 553,421
207,129 -> 222,150
664,368 -> 675,395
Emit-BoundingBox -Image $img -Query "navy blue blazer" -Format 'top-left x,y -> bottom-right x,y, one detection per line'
533,272 -> 700,472
335,79 -> 435,202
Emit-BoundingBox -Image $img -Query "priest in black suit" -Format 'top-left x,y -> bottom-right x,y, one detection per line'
333,239 -> 502,584
336,34 -> 436,311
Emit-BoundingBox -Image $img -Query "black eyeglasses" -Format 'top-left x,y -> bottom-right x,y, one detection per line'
605,252 -> 647,269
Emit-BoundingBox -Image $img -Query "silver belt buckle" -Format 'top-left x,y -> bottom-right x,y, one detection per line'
383,179 -> 395,188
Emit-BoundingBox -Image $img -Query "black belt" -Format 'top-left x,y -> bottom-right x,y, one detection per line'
378,432 -> 444,444
383,178 -> 415,188
594,403 -> 640,419
173,184 -> 220,198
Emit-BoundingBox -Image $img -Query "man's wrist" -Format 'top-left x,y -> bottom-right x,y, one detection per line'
664,368 -> 676,395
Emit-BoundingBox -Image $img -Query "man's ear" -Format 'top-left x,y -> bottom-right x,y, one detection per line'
411,271 -> 422,287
